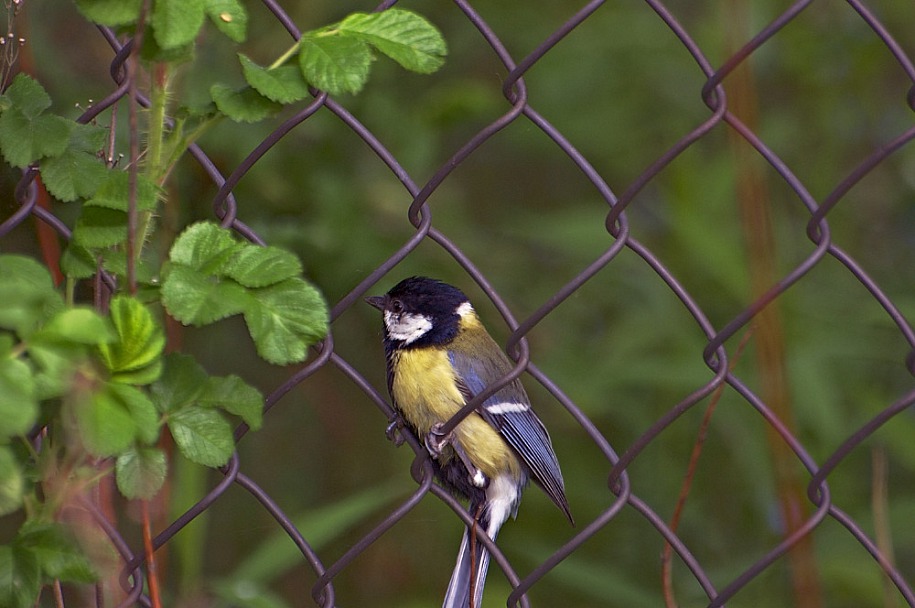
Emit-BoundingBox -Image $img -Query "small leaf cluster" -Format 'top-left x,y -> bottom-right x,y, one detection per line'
216,9 -> 447,121
0,74 -> 107,201
0,522 -> 96,607
75,0 -> 247,54
73,1 -> 446,122
161,222 -> 329,365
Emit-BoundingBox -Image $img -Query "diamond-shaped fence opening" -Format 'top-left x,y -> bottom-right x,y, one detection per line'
2,1 -> 914,607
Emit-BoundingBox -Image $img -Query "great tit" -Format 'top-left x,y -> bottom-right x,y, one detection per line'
366,277 -> 572,608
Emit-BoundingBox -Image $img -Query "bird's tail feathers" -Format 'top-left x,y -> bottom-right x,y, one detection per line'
442,523 -> 491,608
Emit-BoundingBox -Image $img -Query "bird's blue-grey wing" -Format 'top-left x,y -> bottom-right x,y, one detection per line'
448,349 -> 571,520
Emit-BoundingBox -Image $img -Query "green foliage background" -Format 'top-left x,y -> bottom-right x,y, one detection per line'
2,1 -> 914,607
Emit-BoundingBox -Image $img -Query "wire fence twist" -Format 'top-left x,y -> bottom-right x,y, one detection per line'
2,0 -> 915,606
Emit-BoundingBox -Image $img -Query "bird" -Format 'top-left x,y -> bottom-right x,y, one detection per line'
365,276 -> 572,608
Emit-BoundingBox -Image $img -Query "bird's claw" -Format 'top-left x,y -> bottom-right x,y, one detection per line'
426,423 -> 488,489
385,418 -> 405,446
425,422 -> 449,456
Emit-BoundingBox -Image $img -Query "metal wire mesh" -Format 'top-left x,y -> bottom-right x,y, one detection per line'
3,0 -> 915,606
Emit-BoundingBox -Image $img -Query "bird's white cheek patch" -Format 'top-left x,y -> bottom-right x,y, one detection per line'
385,311 -> 433,344
455,301 -> 475,318
485,402 -> 530,415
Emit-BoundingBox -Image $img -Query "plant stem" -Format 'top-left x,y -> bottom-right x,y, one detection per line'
269,39 -> 302,70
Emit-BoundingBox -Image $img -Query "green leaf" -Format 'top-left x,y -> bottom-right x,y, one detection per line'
85,169 -> 160,211
116,446 -> 167,500
74,0 -> 142,26
210,84 -> 282,123
239,54 -> 309,104
108,383 -> 160,444
298,32 -> 373,95
72,206 -> 128,248
150,353 -> 207,413
152,0 -> 207,49
97,296 -> 165,385
168,406 -> 234,467
0,108 -> 71,168
16,522 -> 96,583
140,23 -> 196,63
72,385 -> 136,457
243,278 -> 329,365
0,358 -> 38,439
28,341 -> 85,400
35,307 -> 114,345
167,221 -> 242,271
222,244 -> 302,288
206,0 -> 248,42
40,148 -> 108,202
60,243 -> 98,280
0,447 -> 23,516
161,264 -> 250,325
3,74 -> 52,119
0,543 -> 41,608
340,9 -> 447,74
0,255 -> 63,336
200,375 -> 263,430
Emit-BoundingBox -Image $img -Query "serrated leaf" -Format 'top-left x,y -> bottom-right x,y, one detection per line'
0,543 -> 41,608
35,307 -> 114,345
167,222 -> 242,271
108,383 -> 160,444
200,375 -> 263,430
222,245 -> 302,288
0,447 -> 23,516
74,0 -> 142,26
97,296 -> 164,384
73,386 -> 136,457
161,264 -> 249,325
72,206 -> 128,248
60,243 -> 98,279
40,148 -> 108,202
68,121 -> 109,152
206,0 -> 247,42
116,446 -> 167,500
0,108 -> 72,168
210,83 -> 282,123
152,0 -> 206,49
0,358 -> 38,438
16,522 -> 96,584
3,74 -> 52,119
340,9 -> 447,74
85,169 -> 160,211
239,54 -> 309,104
298,32 -> 373,95
243,277 -> 329,365
168,406 -> 234,467
150,353 -> 208,412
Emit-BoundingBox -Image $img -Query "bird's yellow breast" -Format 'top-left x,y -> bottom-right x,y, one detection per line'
391,347 -> 521,479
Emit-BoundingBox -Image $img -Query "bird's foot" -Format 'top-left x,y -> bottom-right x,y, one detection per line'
426,423 -> 488,489
385,417 -> 405,446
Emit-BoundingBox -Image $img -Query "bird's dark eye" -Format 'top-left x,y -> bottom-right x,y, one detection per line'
390,299 -> 404,313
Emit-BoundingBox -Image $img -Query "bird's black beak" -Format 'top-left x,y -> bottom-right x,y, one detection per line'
365,295 -> 386,311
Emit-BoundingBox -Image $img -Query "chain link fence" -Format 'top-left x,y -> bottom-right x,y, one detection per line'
2,0 -> 915,606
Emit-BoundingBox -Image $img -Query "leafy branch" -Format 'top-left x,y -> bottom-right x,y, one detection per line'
0,0 -> 446,605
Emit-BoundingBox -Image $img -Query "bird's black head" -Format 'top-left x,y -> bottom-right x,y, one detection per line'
365,277 -> 471,348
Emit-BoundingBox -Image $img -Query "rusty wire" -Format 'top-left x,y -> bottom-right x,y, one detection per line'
3,0 -> 915,607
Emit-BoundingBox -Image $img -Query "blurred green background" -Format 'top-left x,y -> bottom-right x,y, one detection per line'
3,0 -> 915,606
